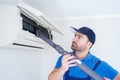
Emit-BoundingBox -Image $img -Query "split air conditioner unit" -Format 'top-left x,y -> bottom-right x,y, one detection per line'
0,2 -> 62,50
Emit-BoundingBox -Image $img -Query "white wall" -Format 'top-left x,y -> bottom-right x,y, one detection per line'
0,48 -> 43,80
0,16 -> 120,80
0,47 -> 60,80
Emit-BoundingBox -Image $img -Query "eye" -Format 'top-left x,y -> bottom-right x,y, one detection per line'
74,34 -> 77,37
75,35 -> 82,39
74,34 -> 83,39
78,35 -> 82,39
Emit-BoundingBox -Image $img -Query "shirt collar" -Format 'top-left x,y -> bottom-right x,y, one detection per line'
81,52 -> 92,62
71,51 -> 93,62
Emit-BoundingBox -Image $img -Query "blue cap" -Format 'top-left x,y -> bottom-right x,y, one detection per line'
72,27 -> 96,45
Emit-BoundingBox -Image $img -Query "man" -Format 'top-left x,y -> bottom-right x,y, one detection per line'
48,27 -> 120,80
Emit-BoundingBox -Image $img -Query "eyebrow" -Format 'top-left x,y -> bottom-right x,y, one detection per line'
75,33 -> 84,38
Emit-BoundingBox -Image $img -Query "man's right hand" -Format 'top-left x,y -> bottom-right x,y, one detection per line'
60,54 -> 77,73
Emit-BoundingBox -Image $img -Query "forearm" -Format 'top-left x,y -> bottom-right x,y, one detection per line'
48,68 -> 65,80
114,73 -> 120,80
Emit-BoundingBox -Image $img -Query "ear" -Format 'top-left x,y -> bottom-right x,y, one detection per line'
87,41 -> 92,49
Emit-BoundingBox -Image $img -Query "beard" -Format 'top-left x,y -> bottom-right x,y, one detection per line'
71,41 -> 77,50
71,41 -> 86,52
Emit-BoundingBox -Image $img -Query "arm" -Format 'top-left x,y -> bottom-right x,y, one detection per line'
48,68 -> 65,80
48,54 -> 77,80
114,73 -> 120,80
104,73 -> 120,80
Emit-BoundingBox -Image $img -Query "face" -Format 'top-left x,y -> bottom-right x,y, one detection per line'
71,32 -> 92,52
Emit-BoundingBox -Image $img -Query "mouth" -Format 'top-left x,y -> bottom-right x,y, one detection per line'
71,42 -> 76,47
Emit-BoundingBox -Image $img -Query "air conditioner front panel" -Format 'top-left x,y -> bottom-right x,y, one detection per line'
0,5 -> 21,46
13,30 -> 48,49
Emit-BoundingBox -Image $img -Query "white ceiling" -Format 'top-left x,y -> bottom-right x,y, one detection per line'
1,0 -> 120,19
22,0 -> 120,20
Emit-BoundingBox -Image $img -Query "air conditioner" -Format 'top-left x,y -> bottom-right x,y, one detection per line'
0,2 -> 62,50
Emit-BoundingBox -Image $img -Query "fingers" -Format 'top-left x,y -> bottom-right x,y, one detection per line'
61,54 -> 77,71
104,77 -> 110,80
68,59 -> 77,67
62,54 -> 75,62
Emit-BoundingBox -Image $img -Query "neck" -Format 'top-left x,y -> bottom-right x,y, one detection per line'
74,50 -> 89,60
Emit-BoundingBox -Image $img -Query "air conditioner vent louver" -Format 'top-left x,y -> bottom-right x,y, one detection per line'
13,43 -> 43,49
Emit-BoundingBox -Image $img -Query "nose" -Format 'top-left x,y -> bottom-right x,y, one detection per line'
72,36 -> 77,42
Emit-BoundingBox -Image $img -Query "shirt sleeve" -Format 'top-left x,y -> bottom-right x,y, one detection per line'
54,56 -> 62,69
95,61 -> 118,79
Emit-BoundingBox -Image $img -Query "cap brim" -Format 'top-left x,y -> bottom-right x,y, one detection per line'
71,27 -> 78,32
71,27 -> 83,34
